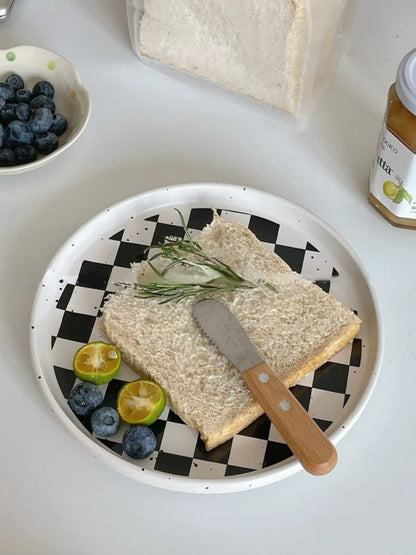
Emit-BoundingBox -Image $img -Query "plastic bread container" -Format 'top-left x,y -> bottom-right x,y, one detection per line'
126,0 -> 358,130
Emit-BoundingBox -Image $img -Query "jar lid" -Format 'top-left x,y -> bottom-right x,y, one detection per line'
396,48 -> 416,116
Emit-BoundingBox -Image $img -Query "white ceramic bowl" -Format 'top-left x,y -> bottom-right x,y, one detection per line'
0,45 -> 91,174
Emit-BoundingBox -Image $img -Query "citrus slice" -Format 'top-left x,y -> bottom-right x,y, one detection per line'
117,379 -> 166,425
73,341 -> 121,385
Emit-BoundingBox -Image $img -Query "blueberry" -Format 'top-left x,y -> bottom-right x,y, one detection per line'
0,75 -> 71,164
91,407 -> 120,437
68,382 -> 103,416
1,133 -> 12,149
30,107 -> 53,133
6,120 -> 35,146
6,74 -> 24,91
15,145 -> 38,164
0,148 -> 16,166
1,103 -> 17,125
33,131 -> 58,154
16,103 -> 31,122
0,82 -> 15,100
32,80 -> 55,99
122,425 -> 157,459
49,113 -> 68,136
30,94 -> 55,113
15,89 -> 32,103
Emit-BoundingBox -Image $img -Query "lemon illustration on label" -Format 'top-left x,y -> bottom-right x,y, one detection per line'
382,177 -> 412,204
383,180 -> 399,199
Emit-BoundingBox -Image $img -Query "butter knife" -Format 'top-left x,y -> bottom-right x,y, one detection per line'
193,298 -> 337,475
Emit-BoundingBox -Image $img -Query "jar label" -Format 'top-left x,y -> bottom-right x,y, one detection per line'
369,124 -> 416,218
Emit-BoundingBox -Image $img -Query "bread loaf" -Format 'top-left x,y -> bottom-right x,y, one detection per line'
101,213 -> 360,450
138,0 -> 349,115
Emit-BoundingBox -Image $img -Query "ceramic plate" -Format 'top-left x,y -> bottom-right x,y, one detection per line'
30,183 -> 383,493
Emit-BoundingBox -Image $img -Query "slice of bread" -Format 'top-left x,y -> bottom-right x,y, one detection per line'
101,213 -> 360,450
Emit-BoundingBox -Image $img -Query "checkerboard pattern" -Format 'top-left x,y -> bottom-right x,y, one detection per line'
50,207 -> 363,479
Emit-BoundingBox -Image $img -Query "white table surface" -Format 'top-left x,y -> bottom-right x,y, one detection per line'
1,1 -> 415,554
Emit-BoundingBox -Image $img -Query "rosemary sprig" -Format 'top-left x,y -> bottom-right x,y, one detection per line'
121,209 -> 277,303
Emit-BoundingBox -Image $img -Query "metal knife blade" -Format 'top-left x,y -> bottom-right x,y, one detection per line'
193,297 -> 262,372
193,298 -> 337,475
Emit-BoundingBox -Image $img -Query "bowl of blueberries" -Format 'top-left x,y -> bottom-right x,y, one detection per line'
0,45 -> 91,174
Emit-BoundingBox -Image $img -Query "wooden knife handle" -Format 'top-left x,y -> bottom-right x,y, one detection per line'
242,361 -> 337,475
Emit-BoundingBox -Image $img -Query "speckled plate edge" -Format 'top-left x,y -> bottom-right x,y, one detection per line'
30,183 -> 384,493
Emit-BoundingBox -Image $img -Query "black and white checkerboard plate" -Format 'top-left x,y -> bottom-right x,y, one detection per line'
30,183 -> 382,493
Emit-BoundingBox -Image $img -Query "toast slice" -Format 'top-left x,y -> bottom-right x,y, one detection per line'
101,213 -> 360,450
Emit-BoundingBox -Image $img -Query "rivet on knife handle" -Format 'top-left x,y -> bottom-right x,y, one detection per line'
242,361 -> 337,475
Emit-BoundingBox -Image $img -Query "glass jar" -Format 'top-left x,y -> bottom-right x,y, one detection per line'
369,48 -> 416,229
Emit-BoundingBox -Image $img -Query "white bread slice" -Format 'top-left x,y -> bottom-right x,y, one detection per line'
138,0 -> 348,115
101,213 -> 360,450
